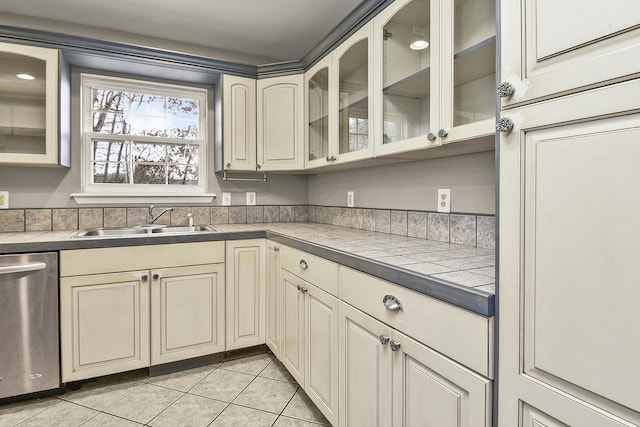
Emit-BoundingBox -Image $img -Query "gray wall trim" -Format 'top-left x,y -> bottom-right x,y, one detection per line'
0,25 -> 258,81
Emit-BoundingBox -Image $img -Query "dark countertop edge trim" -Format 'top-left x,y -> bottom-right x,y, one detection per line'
0,229 -> 494,316
266,232 -> 495,317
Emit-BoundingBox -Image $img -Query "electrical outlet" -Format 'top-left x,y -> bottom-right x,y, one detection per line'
246,192 -> 256,206
437,189 -> 451,213
221,192 -> 231,206
0,191 -> 8,209
347,191 -> 354,207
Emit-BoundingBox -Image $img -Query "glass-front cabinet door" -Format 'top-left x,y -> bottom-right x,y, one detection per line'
305,55 -> 333,169
334,22 -> 374,164
374,0 -> 495,157
0,41 -> 69,167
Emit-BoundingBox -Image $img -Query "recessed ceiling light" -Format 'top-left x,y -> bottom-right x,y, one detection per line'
17,73 -> 35,80
409,40 -> 429,50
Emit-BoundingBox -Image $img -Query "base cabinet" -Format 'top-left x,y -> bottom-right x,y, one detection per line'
60,271 -> 150,382
60,242 -> 225,382
280,268 -> 339,426
225,239 -> 266,350
339,302 -> 492,427
151,264 -> 225,365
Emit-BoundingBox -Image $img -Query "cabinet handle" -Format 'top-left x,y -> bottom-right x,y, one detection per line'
296,284 -> 308,294
379,335 -> 390,345
226,162 -> 232,168
299,259 -> 308,269
497,82 -> 515,98
141,274 -> 148,282
427,132 -> 437,142
390,340 -> 401,352
437,128 -> 448,138
152,273 -> 159,280
383,294 -> 403,311
496,117 -> 514,133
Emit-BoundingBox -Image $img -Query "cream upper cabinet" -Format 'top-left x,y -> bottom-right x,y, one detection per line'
216,74 -> 257,171
0,41 -> 70,167
500,0 -> 640,108
305,23 -> 375,170
257,74 -> 305,171
225,239 -> 266,351
498,79 -> 640,426
373,0 -> 496,157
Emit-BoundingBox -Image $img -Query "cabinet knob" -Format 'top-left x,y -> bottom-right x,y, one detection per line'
379,335 -> 390,345
383,294 -> 403,311
497,82 -> 515,98
326,155 -> 337,162
152,273 -> 159,280
390,340 -> 401,352
226,162 -> 232,168
141,274 -> 148,282
273,247 -> 280,253
256,163 -> 262,170
437,129 -> 448,138
296,284 -> 308,294
496,117 -> 514,133
427,132 -> 437,142
299,259 -> 308,269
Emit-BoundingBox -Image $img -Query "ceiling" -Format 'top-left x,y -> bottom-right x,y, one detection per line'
0,0 -> 368,64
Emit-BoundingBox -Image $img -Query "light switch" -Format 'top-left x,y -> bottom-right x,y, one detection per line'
0,191 -> 8,209
221,192 -> 231,206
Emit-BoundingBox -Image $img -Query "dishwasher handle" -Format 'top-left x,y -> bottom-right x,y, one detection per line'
0,262 -> 47,275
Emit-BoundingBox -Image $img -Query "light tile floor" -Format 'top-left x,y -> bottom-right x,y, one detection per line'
0,354 -> 331,427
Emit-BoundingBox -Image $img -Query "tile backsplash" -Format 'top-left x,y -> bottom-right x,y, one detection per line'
0,205 -> 495,249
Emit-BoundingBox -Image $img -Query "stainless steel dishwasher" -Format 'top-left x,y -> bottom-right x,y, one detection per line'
0,252 -> 60,400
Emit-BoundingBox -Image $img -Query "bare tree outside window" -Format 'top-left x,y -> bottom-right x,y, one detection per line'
86,80 -> 204,187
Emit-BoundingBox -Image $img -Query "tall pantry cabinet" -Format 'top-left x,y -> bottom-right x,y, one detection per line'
498,1 -> 640,426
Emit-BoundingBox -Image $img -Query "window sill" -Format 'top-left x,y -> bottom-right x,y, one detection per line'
71,193 -> 217,205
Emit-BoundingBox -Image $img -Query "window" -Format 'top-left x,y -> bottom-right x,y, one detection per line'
73,74 -> 214,204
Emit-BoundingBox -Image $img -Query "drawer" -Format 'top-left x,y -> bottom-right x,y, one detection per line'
339,266 -> 493,378
280,245 -> 338,296
60,241 -> 225,277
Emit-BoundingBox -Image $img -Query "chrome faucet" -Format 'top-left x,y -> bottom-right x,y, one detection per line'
147,205 -> 173,224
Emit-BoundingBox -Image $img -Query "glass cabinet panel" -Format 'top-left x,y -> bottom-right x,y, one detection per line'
452,0 -> 496,127
381,0 -> 431,146
338,39 -> 369,155
0,51 -> 47,155
308,67 -> 329,162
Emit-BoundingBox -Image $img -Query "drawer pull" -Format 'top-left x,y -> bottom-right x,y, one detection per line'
379,335 -> 390,346
152,274 -> 159,280
299,259 -> 308,269
383,294 -> 403,311
390,340 -> 401,352
296,284 -> 308,294
141,274 -> 148,282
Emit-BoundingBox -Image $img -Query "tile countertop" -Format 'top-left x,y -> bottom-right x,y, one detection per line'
0,223 -> 495,316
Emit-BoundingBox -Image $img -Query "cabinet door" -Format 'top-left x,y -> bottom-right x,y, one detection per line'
60,271 -> 150,382
333,21 -> 375,164
257,74 -> 305,171
305,55 -> 334,169
499,80 -> 640,425
0,42 -> 69,167
500,0 -> 640,107
305,283 -> 339,426
339,301 -> 393,427
151,264 -> 225,365
226,239 -> 266,350
266,241 -> 281,358
280,269 -> 305,384
221,74 -> 257,171
392,330 -> 491,427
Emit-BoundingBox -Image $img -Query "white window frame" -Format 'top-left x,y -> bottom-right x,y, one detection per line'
72,73 -> 215,204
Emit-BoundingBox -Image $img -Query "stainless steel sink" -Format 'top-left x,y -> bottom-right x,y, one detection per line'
73,225 -> 220,238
